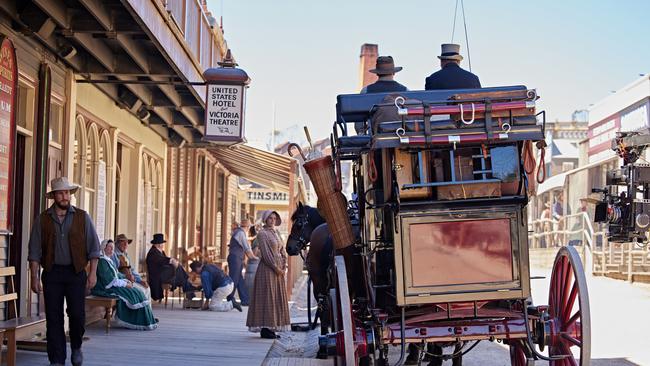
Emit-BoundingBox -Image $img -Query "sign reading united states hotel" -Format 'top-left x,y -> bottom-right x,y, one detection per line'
205,84 -> 245,140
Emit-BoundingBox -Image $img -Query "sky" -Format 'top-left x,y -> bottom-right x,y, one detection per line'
206,0 -> 650,149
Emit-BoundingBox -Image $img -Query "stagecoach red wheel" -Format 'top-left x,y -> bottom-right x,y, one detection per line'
547,246 -> 591,365
509,341 -> 527,366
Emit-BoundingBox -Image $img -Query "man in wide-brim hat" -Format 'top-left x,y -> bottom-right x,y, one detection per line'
114,233 -> 151,300
425,43 -> 481,90
28,176 -> 101,366
361,55 -> 408,94
356,55 -> 410,135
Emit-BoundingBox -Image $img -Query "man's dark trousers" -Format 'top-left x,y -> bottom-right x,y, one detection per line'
226,253 -> 249,305
42,265 -> 86,364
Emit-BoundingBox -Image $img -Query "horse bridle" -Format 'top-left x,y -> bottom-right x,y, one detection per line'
289,211 -> 310,252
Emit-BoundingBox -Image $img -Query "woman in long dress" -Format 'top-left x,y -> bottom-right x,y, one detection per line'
92,240 -> 158,330
246,211 -> 290,339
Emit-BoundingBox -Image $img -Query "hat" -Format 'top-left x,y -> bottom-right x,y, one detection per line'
150,233 -> 166,244
369,56 -> 403,75
438,43 -> 464,61
261,210 -> 282,226
46,177 -> 79,199
115,233 -> 133,244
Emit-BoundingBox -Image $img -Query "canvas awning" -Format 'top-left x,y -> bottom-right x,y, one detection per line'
208,145 -> 302,194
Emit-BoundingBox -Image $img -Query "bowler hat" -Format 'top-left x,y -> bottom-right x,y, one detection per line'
116,233 -> 133,244
369,56 -> 403,75
150,233 -> 166,244
438,43 -> 464,61
46,177 -> 79,199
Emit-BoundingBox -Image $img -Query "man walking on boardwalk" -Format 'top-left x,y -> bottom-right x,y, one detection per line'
28,177 -> 101,366
227,219 -> 258,306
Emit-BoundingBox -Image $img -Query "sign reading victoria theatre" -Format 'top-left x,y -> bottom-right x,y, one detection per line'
205,85 -> 244,140
203,50 -> 250,145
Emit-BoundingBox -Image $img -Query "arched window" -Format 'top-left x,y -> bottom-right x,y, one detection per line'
153,161 -> 163,233
71,115 -> 87,207
84,124 -> 99,219
96,131 -> 112,241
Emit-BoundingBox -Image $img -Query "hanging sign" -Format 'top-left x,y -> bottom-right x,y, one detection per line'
203,50 -> 250,145
0,37 -> 16,233
204,85 -> 245,141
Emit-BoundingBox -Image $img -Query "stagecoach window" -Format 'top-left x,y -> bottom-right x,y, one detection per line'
490,146 -> 519,182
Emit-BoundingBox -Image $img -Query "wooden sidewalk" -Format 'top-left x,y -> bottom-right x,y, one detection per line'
14,301 -> 274,366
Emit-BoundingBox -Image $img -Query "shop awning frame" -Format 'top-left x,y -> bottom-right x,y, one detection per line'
208,145 -> 305,197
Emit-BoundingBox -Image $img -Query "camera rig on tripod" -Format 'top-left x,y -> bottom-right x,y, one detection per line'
593,131 -> 650,243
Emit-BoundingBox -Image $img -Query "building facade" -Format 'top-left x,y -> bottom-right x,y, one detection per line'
0,0 -> 261,319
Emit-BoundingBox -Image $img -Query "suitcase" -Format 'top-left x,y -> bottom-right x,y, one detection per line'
395,149 -> 431,200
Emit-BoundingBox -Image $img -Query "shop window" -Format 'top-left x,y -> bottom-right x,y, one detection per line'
17,84 -> 34,130
49,101 -> 63,145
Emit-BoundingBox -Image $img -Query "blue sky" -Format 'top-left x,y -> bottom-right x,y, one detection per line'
207,0 -> 650,148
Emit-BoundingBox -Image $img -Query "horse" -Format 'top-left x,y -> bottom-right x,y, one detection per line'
286,202 -> 333,309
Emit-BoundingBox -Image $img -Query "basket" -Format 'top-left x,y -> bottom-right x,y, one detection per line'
303,156 -> 355,250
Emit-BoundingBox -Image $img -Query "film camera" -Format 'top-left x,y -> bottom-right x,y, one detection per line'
593,132 -> 650,243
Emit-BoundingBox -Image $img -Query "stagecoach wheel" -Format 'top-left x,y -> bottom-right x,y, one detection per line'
509,341 -> 527,366
548,246 -> 591,366
334,255 -> 357,366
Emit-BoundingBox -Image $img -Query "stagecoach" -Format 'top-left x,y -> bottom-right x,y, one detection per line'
288,86 -> 590,366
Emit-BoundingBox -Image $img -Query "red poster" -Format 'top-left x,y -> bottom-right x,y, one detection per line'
0,37 -> 16,232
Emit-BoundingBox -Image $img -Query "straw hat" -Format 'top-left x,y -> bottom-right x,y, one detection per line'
115,233 -> 133,244
46,177 -> 79,199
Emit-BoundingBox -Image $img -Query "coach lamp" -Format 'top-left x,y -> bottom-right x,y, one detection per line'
203,49 -> 251,145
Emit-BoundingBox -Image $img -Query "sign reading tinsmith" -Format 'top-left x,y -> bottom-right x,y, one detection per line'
205,84 -> 245,142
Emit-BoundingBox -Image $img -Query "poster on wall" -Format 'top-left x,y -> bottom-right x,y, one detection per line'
0,37 -> 17,233
96,160 -> 106,242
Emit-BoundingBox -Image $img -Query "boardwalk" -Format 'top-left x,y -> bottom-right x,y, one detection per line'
16,301 -> 274,366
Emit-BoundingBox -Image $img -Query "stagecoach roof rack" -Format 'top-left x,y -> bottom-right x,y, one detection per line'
333,85 -> 544,151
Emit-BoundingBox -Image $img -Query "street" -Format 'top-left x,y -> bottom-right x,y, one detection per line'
382,267 -> 650,366
275,266 -> 650,366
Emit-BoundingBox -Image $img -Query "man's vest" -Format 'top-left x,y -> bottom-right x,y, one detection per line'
40,208 -> 88,273
228,229 -> 246,260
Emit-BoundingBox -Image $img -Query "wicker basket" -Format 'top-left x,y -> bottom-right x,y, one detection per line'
303,156 -> 354,250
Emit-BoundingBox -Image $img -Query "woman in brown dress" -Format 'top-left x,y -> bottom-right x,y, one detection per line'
246,210 -> 290,338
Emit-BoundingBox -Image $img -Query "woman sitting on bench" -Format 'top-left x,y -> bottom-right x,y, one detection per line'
92,240 -> 158,330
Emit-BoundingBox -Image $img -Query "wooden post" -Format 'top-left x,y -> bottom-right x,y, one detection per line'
286,160 -> 297,298
627,242 -> 633,283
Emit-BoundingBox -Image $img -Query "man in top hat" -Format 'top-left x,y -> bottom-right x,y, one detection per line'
28,177 -> 101,366
425,43 -> 481,90
145,233 -> 194,301
361,55 -> 408,94
113,233 -> 150,300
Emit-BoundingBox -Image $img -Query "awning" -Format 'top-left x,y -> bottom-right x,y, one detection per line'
208,145 -> 300,193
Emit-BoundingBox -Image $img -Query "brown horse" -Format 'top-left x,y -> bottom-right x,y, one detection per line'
286,202 -> 333,306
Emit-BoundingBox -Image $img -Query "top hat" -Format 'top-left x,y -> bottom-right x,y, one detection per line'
150,233 -> 166,244
46,177 -> 79,199
438,43 -> 464,61
369,56 -> 403,75
115,233 -> 133,244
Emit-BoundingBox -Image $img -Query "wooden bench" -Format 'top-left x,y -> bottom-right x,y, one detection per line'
85,296 -> 117,334
0,266 -> 46,366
